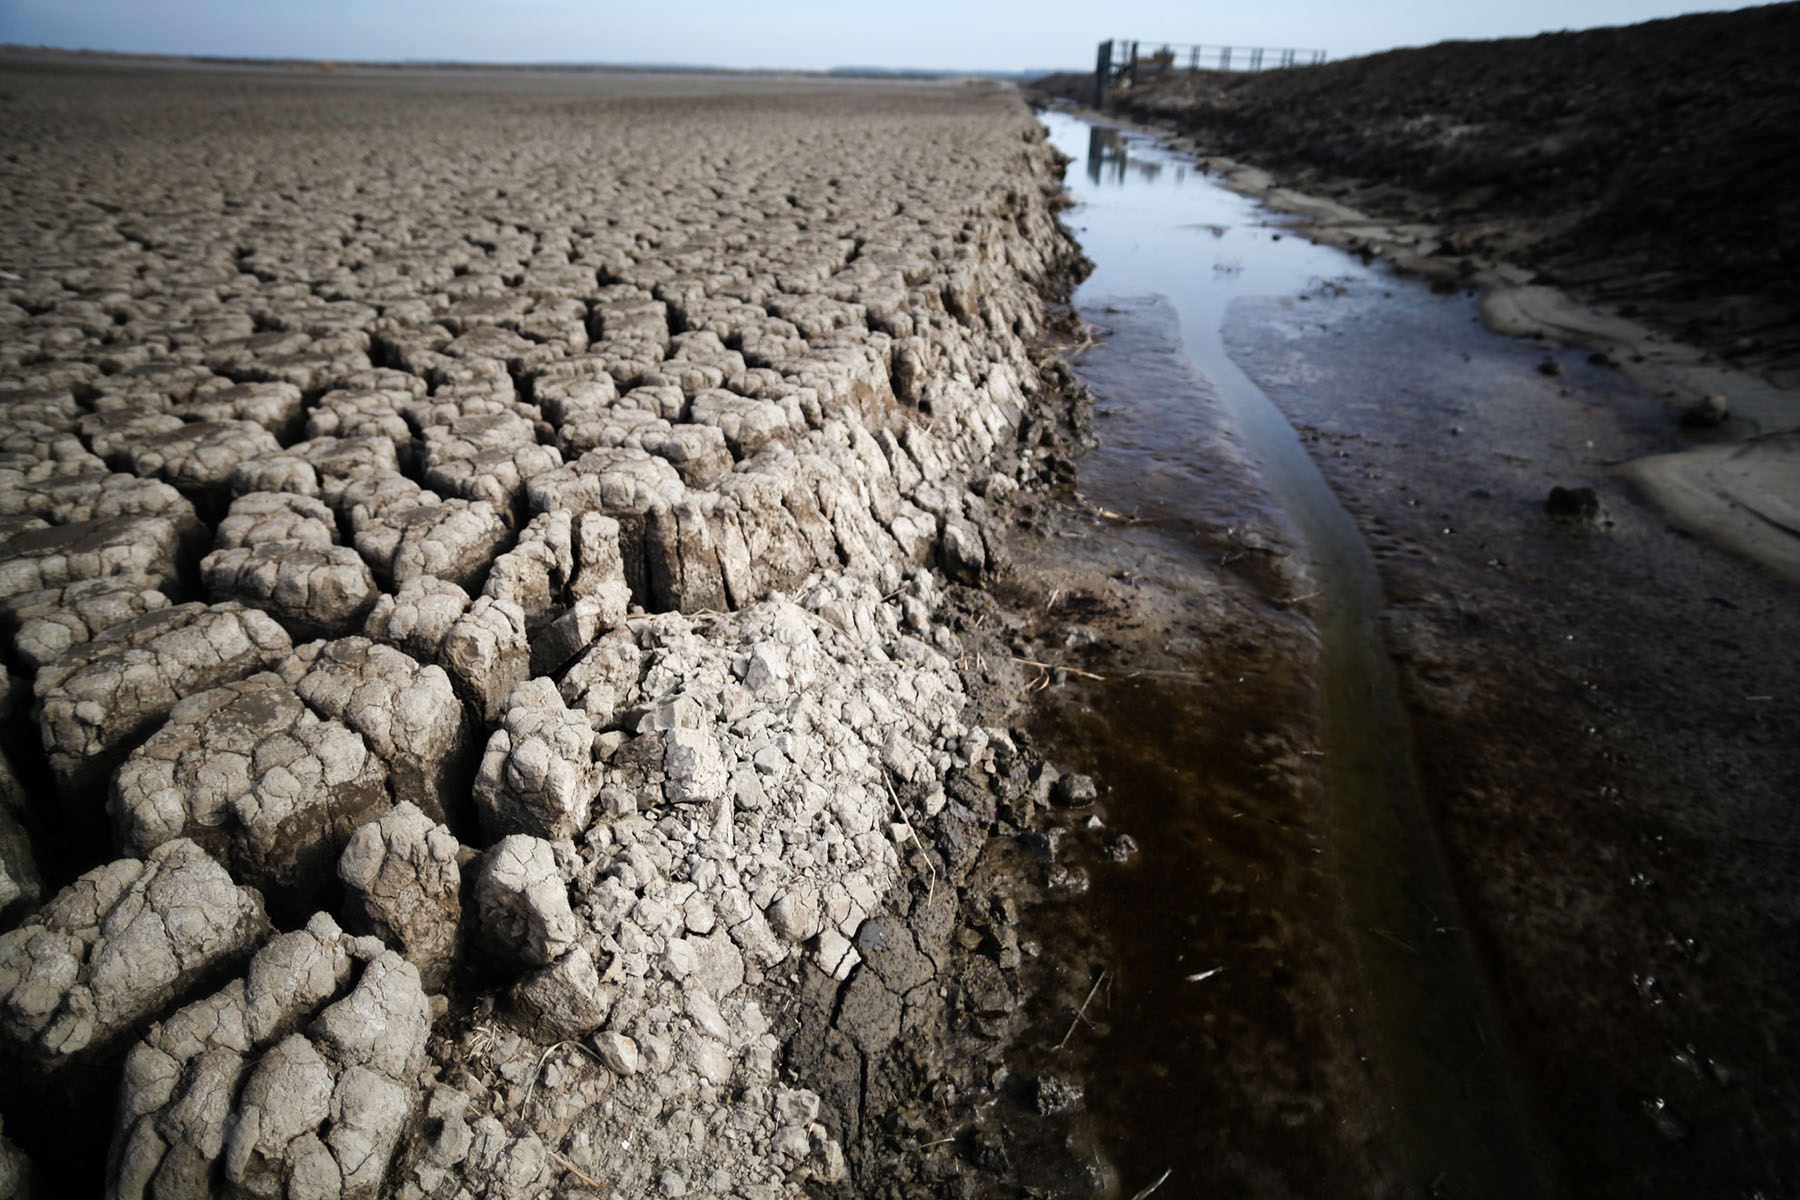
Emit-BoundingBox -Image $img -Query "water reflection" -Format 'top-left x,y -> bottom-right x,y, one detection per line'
1086,124 -> 1186,187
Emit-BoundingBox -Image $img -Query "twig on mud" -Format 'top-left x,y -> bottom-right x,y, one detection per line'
1012,655 -> 1107,681
1366,926 -> 1420,956
1055,970 -> 1109,1050
1130,1167 -> 1174,1199
547,1146 -> 605,1190
884,776 -> 938,904
521,1039 -> 606,1120
1119,668 -> 1209,684
915,1136 -> 958,1151
1274,591 -> 1319,607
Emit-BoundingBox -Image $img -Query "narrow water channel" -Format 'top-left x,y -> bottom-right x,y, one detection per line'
1037,110 -> 1553,1197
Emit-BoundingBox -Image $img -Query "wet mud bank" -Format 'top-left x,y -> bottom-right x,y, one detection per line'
1028,103 -> 1800,1197
0,58 -> 1121,1198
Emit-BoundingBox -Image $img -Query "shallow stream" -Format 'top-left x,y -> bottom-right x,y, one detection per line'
1035,110 -> 1552,1197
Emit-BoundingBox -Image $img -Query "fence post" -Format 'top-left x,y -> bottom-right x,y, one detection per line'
1095,39 -> 1112,107
1129,40 -> 1140,86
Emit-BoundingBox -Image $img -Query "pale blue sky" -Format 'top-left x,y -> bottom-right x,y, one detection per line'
0,0 -> 1769,70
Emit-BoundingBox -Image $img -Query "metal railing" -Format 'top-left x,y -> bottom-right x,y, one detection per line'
1094,38 -> 1327,105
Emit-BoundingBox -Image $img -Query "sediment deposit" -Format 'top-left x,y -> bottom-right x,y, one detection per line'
0,60 -> 1084,1196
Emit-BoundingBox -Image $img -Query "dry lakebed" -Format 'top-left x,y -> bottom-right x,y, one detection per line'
1,48 -> 1797,1200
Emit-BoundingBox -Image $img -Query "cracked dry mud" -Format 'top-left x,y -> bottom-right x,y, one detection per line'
0,61 -> 1096,1198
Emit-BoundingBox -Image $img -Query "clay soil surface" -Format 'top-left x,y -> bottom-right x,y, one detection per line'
0,55 -> 1116,1199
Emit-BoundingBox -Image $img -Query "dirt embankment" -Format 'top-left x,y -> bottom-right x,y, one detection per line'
1037,3 -> 1800,378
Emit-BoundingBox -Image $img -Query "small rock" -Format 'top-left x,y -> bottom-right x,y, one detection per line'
1545,485 -> 1606,524
1051,772 -> 1098,807
593,1030 -> 640,1076
1035,1074 -> 1085,1115
1680,393 -> 1729,428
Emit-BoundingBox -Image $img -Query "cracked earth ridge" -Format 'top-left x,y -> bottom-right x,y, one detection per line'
0,65 -> 1083,1198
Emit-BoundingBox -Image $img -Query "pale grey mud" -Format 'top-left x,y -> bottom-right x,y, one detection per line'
0,58 -> 1099,1198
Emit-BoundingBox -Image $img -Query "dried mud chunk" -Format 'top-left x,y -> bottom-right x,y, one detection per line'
473,677 -> 597,842
474,835 -> 577,969
509,942 -> 611,1039
441,595 -> 529,723
422,441 -> 562,522
277,637 -> 473,827
229,453 -> 321,499
1,750 -> 44,927
643,422 -> 733,488
524,447 -> 685,607
34,602 -> 293,803
2,578 -> 171,672
214,490 -> 338,551
109,915 -> 431,1200
337,802 -> 461,991
0,470 -> 196,529
688,388 -> 794,459
360,576 -> 471,663
553,406 -> 669,459
111,673 -> 390,912
0,1121 -> 40,1198
120,420 -> 284,495
305,388 -> 415,452
0,515 -> 184,603
82,411 -> 188,463
178,380 -> 305,436
0,839 -> 270,1067
480,510 -> 575,628
647,497 -> 727,613
202,541 -> 380,640
531,373 -> 616,427
351,489 -> 508,593
293,435 -> 403,498
557,629 -> 643,730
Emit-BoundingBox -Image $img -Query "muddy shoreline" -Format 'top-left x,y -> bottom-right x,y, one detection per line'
1028,59 -> 1800,1199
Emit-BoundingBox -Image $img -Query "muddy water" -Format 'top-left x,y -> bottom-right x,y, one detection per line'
1035,111 -> 1553,1196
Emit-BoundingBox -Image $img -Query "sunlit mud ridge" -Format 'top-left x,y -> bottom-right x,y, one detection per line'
0,63 -> 1085,1196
